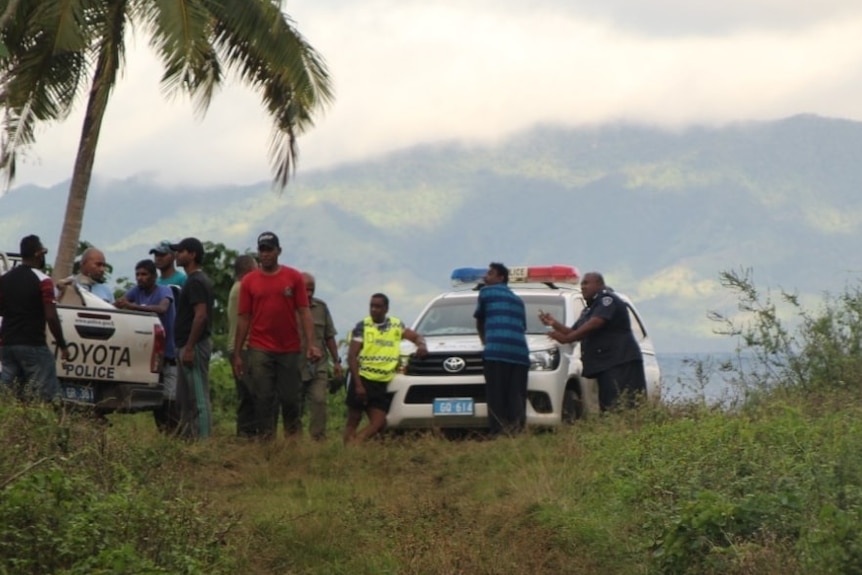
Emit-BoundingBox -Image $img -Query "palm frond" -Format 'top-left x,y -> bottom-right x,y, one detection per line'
135,0 -> 220,114
0,0 -> 96,185
1,0 -> 332,190
204,0 -> 332,187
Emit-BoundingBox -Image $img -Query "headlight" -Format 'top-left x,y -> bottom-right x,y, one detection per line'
529,348 -> 560,371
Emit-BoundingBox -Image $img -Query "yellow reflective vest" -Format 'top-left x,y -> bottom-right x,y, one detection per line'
358,316 -> 404,383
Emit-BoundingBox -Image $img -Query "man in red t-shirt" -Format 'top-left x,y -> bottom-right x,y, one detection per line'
232,232 -> 322,439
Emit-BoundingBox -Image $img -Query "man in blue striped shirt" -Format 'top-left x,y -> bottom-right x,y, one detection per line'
474,262 -> 530,436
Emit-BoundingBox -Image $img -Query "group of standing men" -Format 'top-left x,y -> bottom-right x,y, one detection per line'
74,236 -> 213,439
226,231 -> 427,444
0,229 -> 423,444
476,262 -> 648,437
116,237 -> 214,440
3,234 -> 647,441
0,232 -> 214,439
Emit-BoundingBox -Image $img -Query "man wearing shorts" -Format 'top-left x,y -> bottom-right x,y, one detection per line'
344,293 -> 427,444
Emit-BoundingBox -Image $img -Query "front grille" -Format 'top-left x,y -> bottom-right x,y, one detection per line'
405,352 -> 484,376
404,384 -> 487,404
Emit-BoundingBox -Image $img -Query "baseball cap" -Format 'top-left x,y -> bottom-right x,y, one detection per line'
257,231 -> 280,249
168,237 -> 205,259
148,240 -> 174,255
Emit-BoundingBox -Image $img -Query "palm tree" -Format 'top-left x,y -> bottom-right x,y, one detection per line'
0,0 -> 332,278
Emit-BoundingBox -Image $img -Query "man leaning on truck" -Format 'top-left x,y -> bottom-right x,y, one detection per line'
115,259 -> 179,432
72,247 -> 115,303
0,235 -> 70,401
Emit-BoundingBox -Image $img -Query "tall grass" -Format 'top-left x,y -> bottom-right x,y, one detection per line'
0,403 -> 237,574
4,271 -> 862,574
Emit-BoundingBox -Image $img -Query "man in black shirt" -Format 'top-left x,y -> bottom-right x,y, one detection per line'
0,235 -> 69,401
541,272 -> 646,410
169,237 -> 214,439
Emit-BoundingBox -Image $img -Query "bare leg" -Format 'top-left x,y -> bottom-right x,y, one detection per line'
343,407 -> 363,445
354,406 -> 387,443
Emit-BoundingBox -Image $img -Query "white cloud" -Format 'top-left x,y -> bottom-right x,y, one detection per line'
11,0 -> 862,188
559,0 -> 862,35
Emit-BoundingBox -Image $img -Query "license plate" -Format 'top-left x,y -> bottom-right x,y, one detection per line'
433,398 -> 474,416
61,385 -> 95,403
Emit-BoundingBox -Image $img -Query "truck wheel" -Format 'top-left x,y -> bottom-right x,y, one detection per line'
562,383 -> 583,424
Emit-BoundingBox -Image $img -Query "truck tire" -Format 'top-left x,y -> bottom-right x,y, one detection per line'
562,381 -> 583,424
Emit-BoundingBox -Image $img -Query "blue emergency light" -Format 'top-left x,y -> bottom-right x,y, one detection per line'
450,265 -> 580,287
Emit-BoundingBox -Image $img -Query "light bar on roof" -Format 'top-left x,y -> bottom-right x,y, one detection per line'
450,265 -> 580,287
450,267 -> 488,286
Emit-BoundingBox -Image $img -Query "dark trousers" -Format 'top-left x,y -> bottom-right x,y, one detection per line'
483,360 -> 529,436
596,359 -> 647,411
176,339 -> 213,440
0,345 -> 60,402
301,371 -> 329,440
153,362 -> 180,433
234,349 -> 255,437
245,349 -> 301,438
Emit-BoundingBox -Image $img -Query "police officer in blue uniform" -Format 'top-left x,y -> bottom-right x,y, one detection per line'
540,272 -> 647,410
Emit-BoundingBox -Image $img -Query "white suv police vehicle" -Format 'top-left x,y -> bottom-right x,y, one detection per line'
386,265 -> 661,430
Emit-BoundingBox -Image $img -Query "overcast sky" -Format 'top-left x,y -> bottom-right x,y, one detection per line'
12,0 -> 862,188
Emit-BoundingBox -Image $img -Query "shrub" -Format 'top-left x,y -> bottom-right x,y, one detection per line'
710,269 -> 862,394
651,490 -> 802,575
0,405 -> 235,574
800,501 -> 862,575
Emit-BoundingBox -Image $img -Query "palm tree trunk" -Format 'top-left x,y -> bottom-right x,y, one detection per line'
52,4 -> 125,279
52,72 -> 111,279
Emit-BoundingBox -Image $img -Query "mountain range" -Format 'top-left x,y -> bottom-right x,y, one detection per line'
2,113 -> 861,353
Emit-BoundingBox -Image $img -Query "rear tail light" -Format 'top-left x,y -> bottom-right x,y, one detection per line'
151,323 -> 165,373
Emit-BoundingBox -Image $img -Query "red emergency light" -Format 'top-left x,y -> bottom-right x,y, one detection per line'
451,265 -> 580,287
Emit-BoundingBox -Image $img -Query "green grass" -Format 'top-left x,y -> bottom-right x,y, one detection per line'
6,383 -> 862,575
9,260 -> 862,575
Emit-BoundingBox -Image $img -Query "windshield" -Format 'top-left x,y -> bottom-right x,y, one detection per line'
415,295 -> 566,336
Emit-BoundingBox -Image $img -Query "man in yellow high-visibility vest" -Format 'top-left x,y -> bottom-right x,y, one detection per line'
344,293 -> 427,444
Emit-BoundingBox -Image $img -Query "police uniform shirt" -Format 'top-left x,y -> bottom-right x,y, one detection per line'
574,289 -> 642,377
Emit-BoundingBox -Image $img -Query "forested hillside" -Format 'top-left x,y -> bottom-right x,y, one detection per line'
2,114 -> 860,352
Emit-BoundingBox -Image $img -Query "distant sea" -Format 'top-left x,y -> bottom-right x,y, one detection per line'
657,352 -> 746,404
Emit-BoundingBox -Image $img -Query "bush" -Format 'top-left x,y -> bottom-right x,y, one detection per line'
0,404 -> 235,574
710,268 -> 862,395
652,490 -> 802,575
641,270 -> 862,574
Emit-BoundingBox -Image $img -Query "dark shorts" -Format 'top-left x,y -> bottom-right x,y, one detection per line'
345,375 -> 392,412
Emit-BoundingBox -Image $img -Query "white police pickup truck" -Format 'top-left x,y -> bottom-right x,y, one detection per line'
385,265 -> 661,430
0,251 -> 166,412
